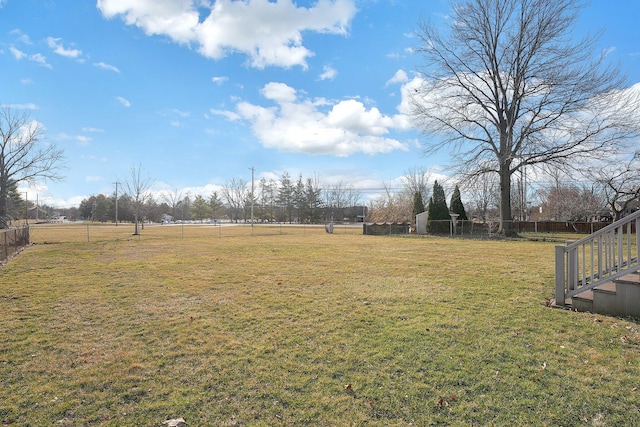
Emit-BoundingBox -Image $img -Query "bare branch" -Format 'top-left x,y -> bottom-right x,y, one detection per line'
411,0 -> 639,234
0,107 -> 65,225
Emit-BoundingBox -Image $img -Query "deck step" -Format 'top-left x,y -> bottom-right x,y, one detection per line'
569,274 -> 640,317
616,273 -> 640,285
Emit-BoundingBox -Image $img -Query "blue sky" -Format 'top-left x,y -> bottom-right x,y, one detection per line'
1,0 -> 639,208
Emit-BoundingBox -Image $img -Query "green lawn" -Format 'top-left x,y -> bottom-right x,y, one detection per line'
1,225 -> 639,425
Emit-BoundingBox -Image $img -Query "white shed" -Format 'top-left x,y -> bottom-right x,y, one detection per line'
416,211 -> 428,235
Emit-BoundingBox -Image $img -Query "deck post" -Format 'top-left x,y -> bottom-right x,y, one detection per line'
555,245 -> 566,306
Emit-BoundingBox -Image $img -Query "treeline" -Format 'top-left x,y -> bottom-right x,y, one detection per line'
75,172 -> 367,224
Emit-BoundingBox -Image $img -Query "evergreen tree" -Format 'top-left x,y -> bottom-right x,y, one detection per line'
293,174 -> 307,223
411,191 -> 426,224
305,177 -> 324,223
427,180 -> 449,233
209,191 -> 224,221
5,180 -> 24,221
277,172 -> 294,223
427,180 -> 449,220
191,195 -> 212,221
449,185 -> 468,221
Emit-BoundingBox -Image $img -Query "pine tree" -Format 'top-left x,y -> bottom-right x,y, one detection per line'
449,185 -> 468,221
209,191 -> 224,221
427,180 -> 449,233
5,180 -> 24,222
427,180 -> 449,220
191,195 -> 212,221
277,172 -> 294,223
412,191 -> 425,224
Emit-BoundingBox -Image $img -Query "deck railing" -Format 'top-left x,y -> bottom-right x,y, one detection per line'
555,210 -> 640,305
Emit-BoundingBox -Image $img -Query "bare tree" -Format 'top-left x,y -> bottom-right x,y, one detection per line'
368,182 -> 413,223
410,0 -> 640,235
463,173 -> 499,222
591,152 -> 640,220
325,181 -> 361,221
161,188 -> 184,220
400,166 -> 431,203
123,164 -> 153,235
221,178 -> 249,222
0,107 -> 64,227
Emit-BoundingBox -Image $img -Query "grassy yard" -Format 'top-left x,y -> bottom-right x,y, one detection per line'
1,225 -> 639,426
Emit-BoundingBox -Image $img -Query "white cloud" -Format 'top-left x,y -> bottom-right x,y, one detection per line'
1,103 -> 38,110
76,135 -> 92,145
82,127 -> 105,133
97,0 -> 357,69
117,96 -> 131,107
86,175 -> 103,183
8,38 -> 51,67
172,108 -> 190,117
46,37 -> 82,58
318,65 -> 337,81
219,82 -> 408,156
29,53 -> 52,68
9,46 -> 26,60
10,29 -> 32,45
94,61 -> 121,73
209,109 -> 241,121
212,76 -> 228,85
386,69 -> 408,86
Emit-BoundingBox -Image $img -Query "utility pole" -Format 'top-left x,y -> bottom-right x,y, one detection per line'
249,166 -> 255,235
114,181 -> 119,226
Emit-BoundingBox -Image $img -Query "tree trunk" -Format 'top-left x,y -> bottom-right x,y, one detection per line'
498,166 -> 515,236
0,181 -> 6,226
134,214 -> 139,235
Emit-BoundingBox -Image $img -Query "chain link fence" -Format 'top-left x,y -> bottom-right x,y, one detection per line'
24,219 -> 619,245
27,221 -> 364,244
0,226 -> 30,263
418,219 -> 620,241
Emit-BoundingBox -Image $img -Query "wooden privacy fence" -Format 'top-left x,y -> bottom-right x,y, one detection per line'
1,226 -> 30,263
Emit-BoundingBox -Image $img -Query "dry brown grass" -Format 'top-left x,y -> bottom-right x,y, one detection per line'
1,224 -> 639,425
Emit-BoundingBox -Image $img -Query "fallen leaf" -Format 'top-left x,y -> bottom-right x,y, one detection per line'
163,418 -> 186,427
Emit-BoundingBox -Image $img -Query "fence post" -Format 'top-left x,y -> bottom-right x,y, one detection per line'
555,245 -> 566,306
3,230 -> 7,260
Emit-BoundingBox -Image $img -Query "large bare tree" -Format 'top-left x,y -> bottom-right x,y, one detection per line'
0,107 -> 64,227
410,0 -> 640,235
